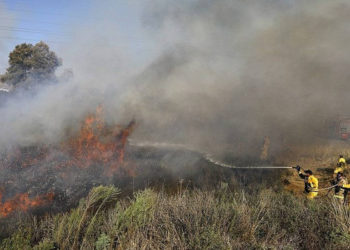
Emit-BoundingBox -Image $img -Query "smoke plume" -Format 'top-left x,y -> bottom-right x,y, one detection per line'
124,0 -> 350,156
1,0 -> 350,157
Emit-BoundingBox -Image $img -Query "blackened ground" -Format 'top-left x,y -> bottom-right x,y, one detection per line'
0,144 -> 286,238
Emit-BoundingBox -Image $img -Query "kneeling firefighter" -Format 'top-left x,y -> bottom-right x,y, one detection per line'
295,166 -> 318,199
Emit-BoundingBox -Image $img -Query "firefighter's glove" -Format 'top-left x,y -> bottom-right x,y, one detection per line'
295,165 -> 301,172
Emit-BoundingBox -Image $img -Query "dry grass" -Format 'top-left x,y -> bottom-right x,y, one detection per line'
3,140 -> 350,249
275,139 -> 350,169
1,184 -> 350,250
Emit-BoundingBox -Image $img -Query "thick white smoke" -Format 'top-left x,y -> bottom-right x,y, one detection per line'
124,0 -> 350,155
1,0 -> 350,157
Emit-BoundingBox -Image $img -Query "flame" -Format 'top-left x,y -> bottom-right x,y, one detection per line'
0,106 -> 135,174
65,106 -> 136,174
0,191 -> 54,217
0,106 -> 136,217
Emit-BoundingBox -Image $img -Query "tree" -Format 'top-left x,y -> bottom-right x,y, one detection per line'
0,41 -> 61,87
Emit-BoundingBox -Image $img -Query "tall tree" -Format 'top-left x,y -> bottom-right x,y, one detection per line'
0,41 -> 61,87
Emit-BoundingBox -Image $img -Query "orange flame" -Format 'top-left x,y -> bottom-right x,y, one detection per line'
0,106 -> 135,174
65,106 -> 136,174
0,106 -> 136,217
0,191 -> 54,217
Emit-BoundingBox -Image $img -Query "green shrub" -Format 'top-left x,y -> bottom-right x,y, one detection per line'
72,185 -> 120,249
0,227 -> 32,250
33,239 -> 55,250
114,189 -> 157,248
198,226 -> 227,249
117,189 -> 157,231
95,233 -> 111,250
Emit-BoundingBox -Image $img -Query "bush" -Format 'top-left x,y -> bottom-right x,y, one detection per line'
2,185 -> 350,249
95,233 -> 111,250
33,239 -> 55,250
0,227 -> 32,250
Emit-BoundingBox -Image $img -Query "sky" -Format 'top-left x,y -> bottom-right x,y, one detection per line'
0,0 -> 154,72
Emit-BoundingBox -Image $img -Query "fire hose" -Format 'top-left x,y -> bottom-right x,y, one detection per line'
309,184 -> 338,192
206,156 -> 338,192
129,140 -> 338,192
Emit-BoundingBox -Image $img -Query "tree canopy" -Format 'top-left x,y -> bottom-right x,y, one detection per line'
0,41 -> 61,87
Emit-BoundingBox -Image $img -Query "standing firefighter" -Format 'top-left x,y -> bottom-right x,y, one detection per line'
334,155 -> 347,176
339,155 -> 346,167
340,184 -> 350,204
295,166 -> 318,199
332,172 -> 348,200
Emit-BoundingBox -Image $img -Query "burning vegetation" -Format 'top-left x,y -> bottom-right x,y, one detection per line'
65,105 -> 136,174
0,106 -> 136,217
0,191 -> 54,217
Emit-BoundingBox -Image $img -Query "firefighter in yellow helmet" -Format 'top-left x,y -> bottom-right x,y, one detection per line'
295,166 -> 318,199
334,155 -> 347,177
339,155 -> 346,166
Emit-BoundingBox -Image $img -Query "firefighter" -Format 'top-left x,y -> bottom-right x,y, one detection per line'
295,166 -> 318,199
334,155 -> 347,176
332,172 -> 348,199
339,155 -> 346,167
340,184 -> 350,204
334,165 -> 344,175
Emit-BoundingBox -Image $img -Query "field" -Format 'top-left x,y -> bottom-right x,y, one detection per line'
2,140 -> 350,249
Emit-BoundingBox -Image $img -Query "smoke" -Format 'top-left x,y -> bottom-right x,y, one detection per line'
0,1 -> 133,149
122,0 -> 350,155
1,0 -> 350,157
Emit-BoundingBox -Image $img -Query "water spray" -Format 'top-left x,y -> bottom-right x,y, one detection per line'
129,140 -> 341,193
129,140 -> 293,170
204,155 -> 292,169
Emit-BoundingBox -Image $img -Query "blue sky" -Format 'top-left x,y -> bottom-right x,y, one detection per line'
2,0 -> 90,43
0,0 -> 154,72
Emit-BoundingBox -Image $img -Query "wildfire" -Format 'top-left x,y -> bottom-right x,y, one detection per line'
0,106 -> 136,173
66,106 -> 136,174
0,191 -> 54,217
1,146 -> 49,169
0,106 -> 136,217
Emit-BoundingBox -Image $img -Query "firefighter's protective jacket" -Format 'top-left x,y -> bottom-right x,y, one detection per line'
334,167 -> 344,174
307,175 -> 318,191
299,172 -> 318,199
335,177 -> 348,199
339,157 -> 346,166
